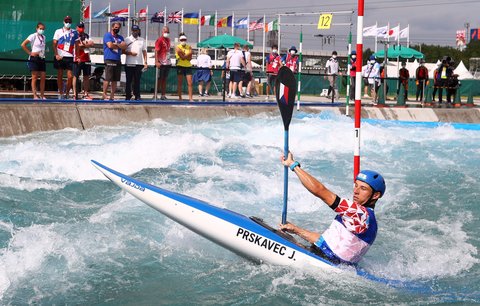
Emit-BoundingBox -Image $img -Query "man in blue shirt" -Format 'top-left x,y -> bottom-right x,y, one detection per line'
102,22 -> 126,100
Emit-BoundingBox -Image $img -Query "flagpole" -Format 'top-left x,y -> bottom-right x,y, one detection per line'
145,6 -> 149,49
214,11 -> 218,68
181,8 -> 184,32
198,9 -> 202,47
127,4 -> 131,37
262,14 -> 266,72
407,24 -> 410,47
354,0 -> 365,180
278,14 -> 281,52
374,21 -> 378,52
108,3 -> 111,32
232,11 -> 235,36
89,1 -> 92,35
247,13 -> 250,42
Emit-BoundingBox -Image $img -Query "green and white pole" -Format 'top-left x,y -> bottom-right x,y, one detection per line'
296,29 -> 303,110
345,31 -> 352,115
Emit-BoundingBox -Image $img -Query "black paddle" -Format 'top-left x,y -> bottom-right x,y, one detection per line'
275,66 -> 297,224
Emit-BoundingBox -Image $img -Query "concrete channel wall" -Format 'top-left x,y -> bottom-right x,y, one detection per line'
1,103 -> 479,138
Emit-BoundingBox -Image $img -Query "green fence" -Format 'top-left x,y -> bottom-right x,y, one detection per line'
0,0 -> 81,76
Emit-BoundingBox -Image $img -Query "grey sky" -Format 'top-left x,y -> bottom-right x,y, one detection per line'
88,0 -> 478,51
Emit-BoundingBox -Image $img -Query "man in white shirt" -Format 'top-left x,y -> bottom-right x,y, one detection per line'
226,42 -> 246,98
239,44 -> 253,98
53,16 -> 78,99
124,24 -> 148,101
325,50 -> 340,100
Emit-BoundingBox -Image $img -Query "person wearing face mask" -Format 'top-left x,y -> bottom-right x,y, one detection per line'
102,21 -> 127,100
363,55 -> 381,103
265,45 -> 282,100
282,46 -> 299,73
53,16 -> 79,99
124,24 -> 148,101
325,51 -> 340,101
415,59 -> 429,102
155,26 -> 172,100
348,50 -> 357,100
397,62 -> 410,101
175,33 -> 193,101
73,22 -> 94,100
21,22 -> 47,100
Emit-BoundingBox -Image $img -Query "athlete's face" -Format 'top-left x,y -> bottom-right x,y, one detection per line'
353,180 -> 379,205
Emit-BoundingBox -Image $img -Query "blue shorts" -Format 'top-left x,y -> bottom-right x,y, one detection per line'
230,70 -> 244,83
73,62 -> 92,77
27,56 -> 46,72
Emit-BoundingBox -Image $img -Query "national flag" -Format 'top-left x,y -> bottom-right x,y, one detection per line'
83,5 -> 90,19
217,16 -> 232,27
471,28 -> 480,41
376,26 -> 388,37
111,16 -> 127,22
151,11 -> 164,23
362,25 -> 377,37
93,6 -> 109,18
456,30 -> 466,47
201,15 -> 213,26
183,12 -> 199,24
265,19 -> 278,32
399,26 -> 409,39
234,17 -> 248,29
249,17 -> 263,31
138,8 -> 147,22
168,11 -> 182,23
279,82 -> 290,105
111,8 -> 129,18
388,26 -> 400,39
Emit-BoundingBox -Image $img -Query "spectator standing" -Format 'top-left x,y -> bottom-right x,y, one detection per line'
435,57 -> 453,104
397,62 -> 409,100
282,46 -> 299,73
239,44 -> 253,98
155,26 -> 171,100
446,73 -> 460,105
415,59 -> 429,101
102,22 -> 126,100
348,50 -> 357,100
325,51 -> 340,100
21,22 -> 47,100
175,33 -> 193,101
124,24 -> 148,101
193,48 -> 213,97
73,22 -> 94,100
363,56 -> 381,103
226,42 -> 246,99
53,16 -> 78,99
265,45 -> 282,100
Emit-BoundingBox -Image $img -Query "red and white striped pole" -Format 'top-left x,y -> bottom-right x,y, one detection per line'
354,0 -> 364,180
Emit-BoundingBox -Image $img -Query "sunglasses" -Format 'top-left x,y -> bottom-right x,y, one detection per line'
180,39 -> 187,41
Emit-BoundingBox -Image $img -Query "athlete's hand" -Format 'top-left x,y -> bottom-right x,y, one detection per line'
280,152 -> 294,167
279,222 -> 298,234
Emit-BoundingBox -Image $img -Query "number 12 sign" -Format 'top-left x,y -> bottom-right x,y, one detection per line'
317,13 -> 333,29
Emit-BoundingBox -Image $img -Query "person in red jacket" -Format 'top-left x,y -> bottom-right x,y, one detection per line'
265,45 -> 282,100
415,59 -> 429,101
397,62 -> 410,100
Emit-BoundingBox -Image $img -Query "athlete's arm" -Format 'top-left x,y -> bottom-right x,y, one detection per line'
279,222 -> 320,244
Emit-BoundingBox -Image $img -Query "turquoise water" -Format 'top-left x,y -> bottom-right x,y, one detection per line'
0,111 -> 479,304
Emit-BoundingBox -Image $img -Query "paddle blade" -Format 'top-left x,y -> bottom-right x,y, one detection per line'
275,66 -> 297,131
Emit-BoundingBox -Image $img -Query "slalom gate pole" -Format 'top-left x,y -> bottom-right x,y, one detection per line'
354,0 -> 365,180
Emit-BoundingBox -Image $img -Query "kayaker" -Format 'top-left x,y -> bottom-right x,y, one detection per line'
279,152 -> 385,265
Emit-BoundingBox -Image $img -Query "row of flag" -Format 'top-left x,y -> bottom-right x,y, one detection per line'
363,24 -> 409,40
83,5 -> 278,32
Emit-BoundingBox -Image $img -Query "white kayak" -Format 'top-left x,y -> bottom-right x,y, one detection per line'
91,160 -> 363,275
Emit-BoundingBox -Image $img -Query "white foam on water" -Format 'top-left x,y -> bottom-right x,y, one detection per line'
0,112 -> 479,303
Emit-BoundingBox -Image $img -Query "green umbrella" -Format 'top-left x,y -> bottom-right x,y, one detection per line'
374,45 -> 424,59
197,34 -> 253,49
